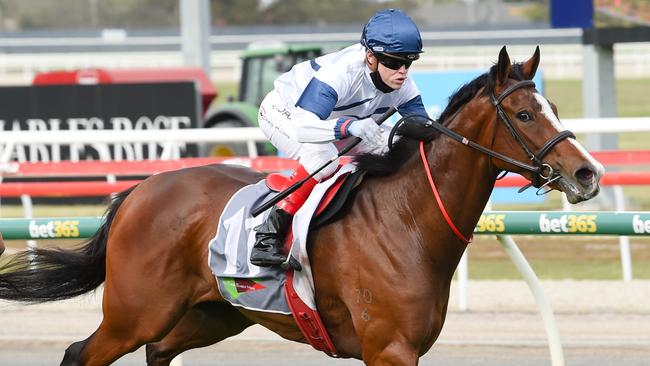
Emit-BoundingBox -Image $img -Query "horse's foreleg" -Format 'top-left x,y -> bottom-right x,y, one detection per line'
145,301 -> 253,366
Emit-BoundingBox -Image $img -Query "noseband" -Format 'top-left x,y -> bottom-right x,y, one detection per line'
389,79 -> 575,194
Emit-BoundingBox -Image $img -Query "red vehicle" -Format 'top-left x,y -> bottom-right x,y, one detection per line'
33,67 -> 217,116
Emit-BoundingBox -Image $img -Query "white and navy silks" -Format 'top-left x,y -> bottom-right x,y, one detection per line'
258,43 -> 428,180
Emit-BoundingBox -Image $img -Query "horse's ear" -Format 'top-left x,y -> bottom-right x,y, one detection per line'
521,46 -> 541,80
496,46 -> 511,91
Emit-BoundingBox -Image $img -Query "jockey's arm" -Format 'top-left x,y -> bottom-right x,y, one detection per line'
397,95 -> 428,121
291,77 -> 345,144
291,106 -> 340,143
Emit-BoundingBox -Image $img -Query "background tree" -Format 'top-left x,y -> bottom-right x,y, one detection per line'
1,0 -> 178,29
259,0 -> 419,25
0,0 -> 423,30
212,0 -> 261,26
2,0 -> 545,30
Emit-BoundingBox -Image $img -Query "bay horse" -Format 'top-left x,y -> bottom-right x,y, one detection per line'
0,46 -> 603,365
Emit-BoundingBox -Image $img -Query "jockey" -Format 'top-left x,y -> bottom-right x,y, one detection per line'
251,8 -> 429,267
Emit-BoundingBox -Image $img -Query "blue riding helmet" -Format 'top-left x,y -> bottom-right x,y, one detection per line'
361,9 -> 423,60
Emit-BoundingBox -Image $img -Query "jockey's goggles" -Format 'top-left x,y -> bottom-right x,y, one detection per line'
375,52 -> 419,70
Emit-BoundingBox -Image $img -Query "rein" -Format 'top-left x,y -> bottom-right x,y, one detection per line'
389,80 -> 576,193
389,79 -> 576,243
419,141 -> 472,244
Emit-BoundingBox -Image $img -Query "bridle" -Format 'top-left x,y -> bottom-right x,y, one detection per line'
390,79 -> 576,194
490,80 -> 575,193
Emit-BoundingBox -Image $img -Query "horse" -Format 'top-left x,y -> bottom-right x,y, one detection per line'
0,46 -> 603,365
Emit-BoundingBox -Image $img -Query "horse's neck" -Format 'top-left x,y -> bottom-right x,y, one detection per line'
397,103 -> 497,264
428,102 -> 498,236
354,104 -> 498,275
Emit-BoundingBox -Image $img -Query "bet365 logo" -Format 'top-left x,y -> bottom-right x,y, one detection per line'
538,214 -> 597,233
29,220 -> 80,238
632,215 -> 650,234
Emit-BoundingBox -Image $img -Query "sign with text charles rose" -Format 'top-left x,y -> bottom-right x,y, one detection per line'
0,82 -> 200,161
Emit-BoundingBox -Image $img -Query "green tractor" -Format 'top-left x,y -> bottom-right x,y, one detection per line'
200,43 -> 323,156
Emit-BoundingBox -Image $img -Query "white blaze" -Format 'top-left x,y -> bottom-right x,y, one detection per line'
534,93 -> 563,131
534,93 -> 604,172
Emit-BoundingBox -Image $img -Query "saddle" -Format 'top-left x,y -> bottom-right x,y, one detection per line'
263,166 -> 365,358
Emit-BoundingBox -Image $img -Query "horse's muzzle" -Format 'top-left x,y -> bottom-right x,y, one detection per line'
559,162 -> 605,203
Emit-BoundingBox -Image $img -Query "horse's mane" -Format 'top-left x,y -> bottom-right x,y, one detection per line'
355,63 -> 528,176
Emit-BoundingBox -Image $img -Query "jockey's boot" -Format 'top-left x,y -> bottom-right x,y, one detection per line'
251,165 -> 318,267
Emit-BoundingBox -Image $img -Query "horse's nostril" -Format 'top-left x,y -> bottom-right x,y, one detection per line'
575,167 -> 594,183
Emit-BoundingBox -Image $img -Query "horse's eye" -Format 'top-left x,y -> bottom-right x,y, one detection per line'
516,111 -> 532,122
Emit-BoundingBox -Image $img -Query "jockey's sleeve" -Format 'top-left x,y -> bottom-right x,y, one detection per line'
397,95 -> 428,119
292,78 -> 341,143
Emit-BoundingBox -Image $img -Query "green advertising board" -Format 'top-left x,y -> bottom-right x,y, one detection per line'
1,211 -> 650,240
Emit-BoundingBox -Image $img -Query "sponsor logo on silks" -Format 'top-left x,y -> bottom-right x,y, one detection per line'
539,214 -> 597,233
632,215 -> 650,234
222,278 -> 267,300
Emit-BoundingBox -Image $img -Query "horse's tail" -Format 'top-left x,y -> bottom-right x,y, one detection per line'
0,186 -> 136,303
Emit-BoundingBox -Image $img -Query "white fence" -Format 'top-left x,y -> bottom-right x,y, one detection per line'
0,127 -> 264,163
1,117 -> 649,164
